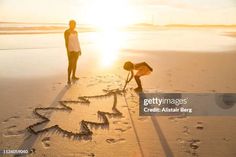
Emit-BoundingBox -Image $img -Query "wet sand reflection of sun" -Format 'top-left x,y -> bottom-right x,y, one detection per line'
96,29 -> 125,67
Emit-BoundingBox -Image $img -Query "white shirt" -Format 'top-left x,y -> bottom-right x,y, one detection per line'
68,32 -> 81,52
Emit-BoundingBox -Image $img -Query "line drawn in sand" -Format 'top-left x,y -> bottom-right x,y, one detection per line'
27,89 -> 126,139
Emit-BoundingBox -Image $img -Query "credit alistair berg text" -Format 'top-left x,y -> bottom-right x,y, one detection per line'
139,93 -> 236,116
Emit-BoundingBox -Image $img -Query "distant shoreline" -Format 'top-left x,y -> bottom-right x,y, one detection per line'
1,21 -> 236,27
1,21 -> 236,35
1,25 -> 236,35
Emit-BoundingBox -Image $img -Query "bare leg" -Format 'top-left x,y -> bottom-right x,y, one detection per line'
134,75 -> 142,90
72,55 -> 79,79
72,59 -> 77,78
134,67 -> 151,92
68,60 -> 72,84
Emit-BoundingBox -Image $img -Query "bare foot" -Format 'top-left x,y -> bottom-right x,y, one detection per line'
72,76 -> 80,80
134,87 -> 143,93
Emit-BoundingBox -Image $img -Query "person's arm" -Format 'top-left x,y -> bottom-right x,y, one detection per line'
76,31 -> 82,56
127,70 -> 134,83
123,70 -> 134,90
64,30 -> 69,51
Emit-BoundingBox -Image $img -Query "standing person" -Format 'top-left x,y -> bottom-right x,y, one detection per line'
123,61 -> 153,92
64,20 -> 81,84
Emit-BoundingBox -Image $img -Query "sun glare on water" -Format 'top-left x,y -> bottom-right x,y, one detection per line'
90,29 -> 125,67
83,0 -> 134,67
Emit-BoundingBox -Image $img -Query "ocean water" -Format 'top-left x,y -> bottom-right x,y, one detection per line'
0,27 -> 236,78
1,27 -> 236,51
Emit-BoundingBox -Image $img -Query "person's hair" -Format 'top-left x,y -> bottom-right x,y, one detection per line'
69,20 -> 76,25
123,61 -> 134,71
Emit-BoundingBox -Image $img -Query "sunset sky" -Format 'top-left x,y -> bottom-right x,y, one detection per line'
0,0 -> 236,26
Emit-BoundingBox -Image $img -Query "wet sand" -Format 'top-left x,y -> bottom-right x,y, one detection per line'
0,29 -> 236,156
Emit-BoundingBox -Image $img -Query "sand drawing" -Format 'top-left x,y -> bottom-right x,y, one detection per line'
27,88 -> 126,139
27,72 -> 132,139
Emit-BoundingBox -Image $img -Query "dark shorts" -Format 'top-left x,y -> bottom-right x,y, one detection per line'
68,51 -> 80,61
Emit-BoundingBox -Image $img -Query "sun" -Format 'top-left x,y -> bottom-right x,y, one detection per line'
90,29 -> 126,67
86,0 -> 135,30
83,0 -> 133,67
99,30 -> 122,67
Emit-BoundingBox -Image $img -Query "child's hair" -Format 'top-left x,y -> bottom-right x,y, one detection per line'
123,61 -> 134,71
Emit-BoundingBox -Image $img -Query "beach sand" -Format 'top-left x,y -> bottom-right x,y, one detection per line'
0,28 -> 236,156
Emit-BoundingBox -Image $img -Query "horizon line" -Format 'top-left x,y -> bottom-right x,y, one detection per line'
1,21 -> 236,27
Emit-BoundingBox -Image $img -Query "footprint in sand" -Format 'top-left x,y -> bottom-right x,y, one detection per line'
223,137 -> 230,142
196,122 -> 204,130
115,126 -> 132,132
166,71 -> 172,77
106,138 -> 126,144
52,85 -> 56,91
176,138 -> 186,144
184,139 -> 201,156
168,115 -> 187,122
2,116 -> 20,123
183,126 -> 190,135
189,139 -> 200,150
42,137 -> 51,148
138,117 -> 148,121
80,152 -> 95,157
211,89 -> 216,92
3,125 -> 25,137
29,148 -> 36,154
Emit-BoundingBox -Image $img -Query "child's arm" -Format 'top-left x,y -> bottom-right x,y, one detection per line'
127,70 -> 134,83
123,70 -> 134,90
